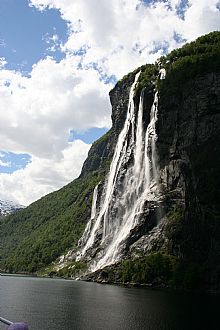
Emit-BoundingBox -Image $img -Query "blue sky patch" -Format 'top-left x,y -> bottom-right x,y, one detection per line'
84,62 -> 117,85
0,151 -> 31,174
69,128 -> 109,144
173,32 -> 186,44
0,0 -> 68,74
176,0 -> 190,19
140,0 -> 189,19
149,41 -> 169,55
140,0 -> 170,9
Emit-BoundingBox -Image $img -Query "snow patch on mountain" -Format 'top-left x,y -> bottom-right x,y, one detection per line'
0,199 -> 24,216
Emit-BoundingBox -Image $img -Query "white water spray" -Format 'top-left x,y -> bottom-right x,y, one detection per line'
77,183 -> 99,253
78,71 -> 162,270
77,72 -> 140,259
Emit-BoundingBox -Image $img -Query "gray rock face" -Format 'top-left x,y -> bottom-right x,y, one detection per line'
81,74 -> 155,177
128,73 -> 220,265
78,70 -> 220,278
156,73 -> 220,261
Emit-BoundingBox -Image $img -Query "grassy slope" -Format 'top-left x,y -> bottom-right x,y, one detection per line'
0,129 -> 111,273
0,173 -> 97,272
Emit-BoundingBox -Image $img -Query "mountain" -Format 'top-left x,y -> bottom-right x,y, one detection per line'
0,199 -> 24,216
0,31 -> 220,291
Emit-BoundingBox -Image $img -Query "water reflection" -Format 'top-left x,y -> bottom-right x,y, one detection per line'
0,276 -> 219,330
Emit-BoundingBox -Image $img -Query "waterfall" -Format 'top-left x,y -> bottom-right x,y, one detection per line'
77,72 -> 140,259
159,68 -> 166,80
145,91 -> 159,191
91,184 -> 98,220
77,183 -> 99,252
94,90 -> 160,270
78,71 -> 162,271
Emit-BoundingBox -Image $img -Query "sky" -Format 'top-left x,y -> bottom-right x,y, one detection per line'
0,0 -> 219,206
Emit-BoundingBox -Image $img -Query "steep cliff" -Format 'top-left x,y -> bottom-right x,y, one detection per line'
1,32 -> 220,291
72,31 -> 220,290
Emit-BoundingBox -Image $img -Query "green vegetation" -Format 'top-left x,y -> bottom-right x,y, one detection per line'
98,253 -> 205,290
118,68 -> 139,84
118,64 -> 158,99
127,31 -> 220,99
0,126 -> 113,274
135,64 -> 159,96
158,31 -> 220,95
118,253 -> 175,284
37,261 -> 87,278
165,204 -> 184,242
0,172 -> 102,273
119,32 -> 220,103
56,261 -> 87,278
92,128 -> 112,148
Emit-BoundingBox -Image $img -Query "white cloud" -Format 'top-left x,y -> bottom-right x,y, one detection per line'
29,0 -> 220,78
182,0 -> 220,40
0,159 -> 11,167
0,55 -> 110,205
0,57 -> 7,68
0,57 -> 111,158
43,32 -> 60,52
0,0 -> 219,205
0,140 -> 90,206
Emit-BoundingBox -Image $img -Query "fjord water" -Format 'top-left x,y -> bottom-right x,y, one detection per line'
1,276 -> 219,330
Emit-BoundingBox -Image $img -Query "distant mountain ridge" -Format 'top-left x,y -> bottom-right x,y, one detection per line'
0,199 -> 24,216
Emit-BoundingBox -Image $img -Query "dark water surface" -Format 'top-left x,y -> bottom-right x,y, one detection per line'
0,275 -> 219,330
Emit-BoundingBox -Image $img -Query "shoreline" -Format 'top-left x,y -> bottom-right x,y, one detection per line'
1,271 -> 219,296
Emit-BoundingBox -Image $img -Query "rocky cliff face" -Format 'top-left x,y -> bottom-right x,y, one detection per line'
158,72 -> 220,254
73,33 -> 220,290
130,72 -> 220,264
81,73 -> 138,176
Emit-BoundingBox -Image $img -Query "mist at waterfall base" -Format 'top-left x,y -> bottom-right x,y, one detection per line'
1,276 -> 219,330
77,71 -> 163,271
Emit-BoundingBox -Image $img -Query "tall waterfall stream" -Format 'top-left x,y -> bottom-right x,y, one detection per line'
77,71 -> 164,271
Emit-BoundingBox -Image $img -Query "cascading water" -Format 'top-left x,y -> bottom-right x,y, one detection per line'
78,183 -> 99,252
77,72 -> 140,260
77,70 -> 164,271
